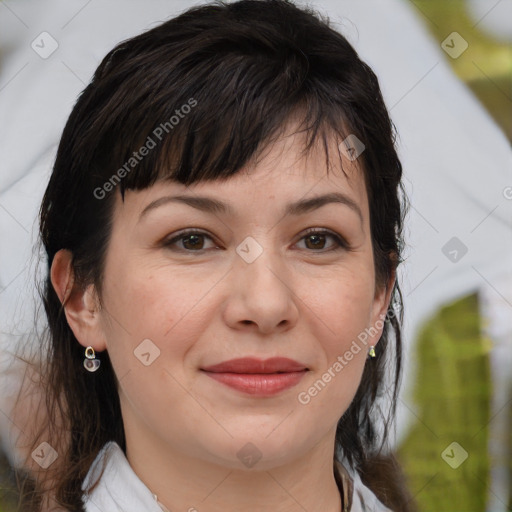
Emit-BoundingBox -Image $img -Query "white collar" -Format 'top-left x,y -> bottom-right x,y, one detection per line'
82,441 -> 392,512
82,441 -> 163,512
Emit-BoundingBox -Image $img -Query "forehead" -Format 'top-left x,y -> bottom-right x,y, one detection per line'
114,122 -> 369,224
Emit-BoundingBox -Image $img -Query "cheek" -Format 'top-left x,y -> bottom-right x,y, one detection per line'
307,266 -> 375,350
99,258 -> 216,368
98,262 -> 211,420
296,266 -> 375,407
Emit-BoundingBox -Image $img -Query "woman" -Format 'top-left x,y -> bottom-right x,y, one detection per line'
19,0 -> 413,510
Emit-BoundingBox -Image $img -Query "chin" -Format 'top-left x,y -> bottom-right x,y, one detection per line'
196,426 -> 315,471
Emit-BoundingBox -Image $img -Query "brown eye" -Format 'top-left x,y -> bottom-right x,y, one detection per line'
297,229 -> 348,252
304,233 -> 327,250
181,233 -> 206,250
163,230 -> 217,252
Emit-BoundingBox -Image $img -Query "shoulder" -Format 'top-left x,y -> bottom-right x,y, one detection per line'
335,459 -> 394,512
81,441 -> 162,512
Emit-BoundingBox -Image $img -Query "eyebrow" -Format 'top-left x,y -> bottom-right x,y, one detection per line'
139,192 -> 363,225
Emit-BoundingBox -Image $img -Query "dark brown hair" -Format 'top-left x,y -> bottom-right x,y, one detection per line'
16,0 -> 413,509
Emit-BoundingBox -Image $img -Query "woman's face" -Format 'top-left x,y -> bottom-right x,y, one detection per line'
78,126 -> 392,469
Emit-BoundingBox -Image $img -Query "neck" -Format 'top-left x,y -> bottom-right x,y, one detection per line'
125,429 -> 343,512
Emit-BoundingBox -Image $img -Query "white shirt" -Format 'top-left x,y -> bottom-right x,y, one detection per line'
82,441 -> 393,512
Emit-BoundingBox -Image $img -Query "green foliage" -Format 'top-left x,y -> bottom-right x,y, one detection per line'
398,293 -> 493,511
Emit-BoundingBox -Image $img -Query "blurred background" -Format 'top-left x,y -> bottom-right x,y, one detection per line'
390,2 -> 511,511
0,0 -> 511,511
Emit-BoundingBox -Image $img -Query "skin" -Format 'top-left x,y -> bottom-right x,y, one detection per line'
51,123 -> 394,512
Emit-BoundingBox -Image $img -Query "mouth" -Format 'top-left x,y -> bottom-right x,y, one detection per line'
200,357 -> 310,396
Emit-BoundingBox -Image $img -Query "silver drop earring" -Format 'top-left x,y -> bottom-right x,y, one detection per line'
84,346 -> 101,372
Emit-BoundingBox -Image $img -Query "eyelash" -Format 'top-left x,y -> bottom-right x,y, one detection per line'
162,227 -> 349,253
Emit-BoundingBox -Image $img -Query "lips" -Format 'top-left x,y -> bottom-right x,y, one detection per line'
200,357 -> 309,396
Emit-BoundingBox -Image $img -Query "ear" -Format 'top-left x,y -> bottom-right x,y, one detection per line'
369,266 -> 397,348
50,249 -> 107,352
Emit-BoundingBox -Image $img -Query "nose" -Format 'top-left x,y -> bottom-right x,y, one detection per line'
222,240 -> 300,335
